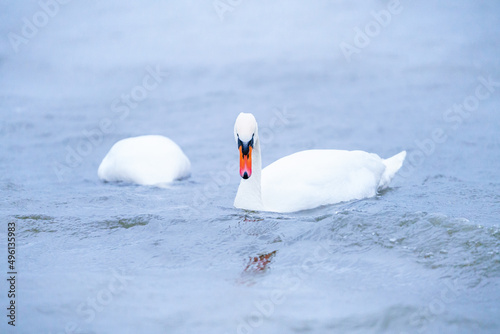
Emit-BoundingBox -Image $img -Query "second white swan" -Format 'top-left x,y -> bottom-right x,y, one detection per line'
98,135 -> 190,186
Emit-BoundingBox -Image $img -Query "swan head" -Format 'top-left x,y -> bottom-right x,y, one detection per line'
234,113 -> 258,180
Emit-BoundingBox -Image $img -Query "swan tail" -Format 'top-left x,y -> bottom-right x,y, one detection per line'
378,150 -> 406,190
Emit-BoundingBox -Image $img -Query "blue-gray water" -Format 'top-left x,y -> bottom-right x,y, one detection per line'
1,1 -> 499,333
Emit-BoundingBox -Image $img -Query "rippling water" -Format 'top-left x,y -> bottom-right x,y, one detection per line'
1,1 -> 499,333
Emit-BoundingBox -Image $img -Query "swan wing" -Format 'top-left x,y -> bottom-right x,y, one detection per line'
261,150 -> 388,212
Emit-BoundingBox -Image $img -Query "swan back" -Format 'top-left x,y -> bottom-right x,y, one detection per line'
261,150 -> 386,212
98,135 -> 191,186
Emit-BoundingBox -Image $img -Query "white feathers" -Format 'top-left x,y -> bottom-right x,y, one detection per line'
260,149 -> 406,212
234,112 -> 258,142
233,113 -> 406,213
98,135 -> 191,186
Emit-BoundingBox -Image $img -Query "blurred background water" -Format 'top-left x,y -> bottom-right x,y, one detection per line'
0,0 -> 499,333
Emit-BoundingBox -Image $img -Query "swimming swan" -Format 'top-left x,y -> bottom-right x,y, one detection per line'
98,135 -> 190,186
233,113 -> 406,212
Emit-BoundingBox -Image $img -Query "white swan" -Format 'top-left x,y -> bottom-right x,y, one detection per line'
233,113 -> 406,213
98,135 -> 190,186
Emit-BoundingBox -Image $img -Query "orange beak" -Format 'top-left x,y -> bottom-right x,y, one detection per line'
239,145 -> 252,179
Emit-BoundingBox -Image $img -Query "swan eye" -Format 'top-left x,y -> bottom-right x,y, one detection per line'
238,134 -> 254,156
237,134 -> 254,149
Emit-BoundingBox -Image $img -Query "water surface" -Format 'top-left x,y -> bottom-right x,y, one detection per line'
1,1 -> 499,333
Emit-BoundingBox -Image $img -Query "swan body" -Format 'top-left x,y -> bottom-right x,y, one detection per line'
233,113 -> 406,213
98,135 -> 190,186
